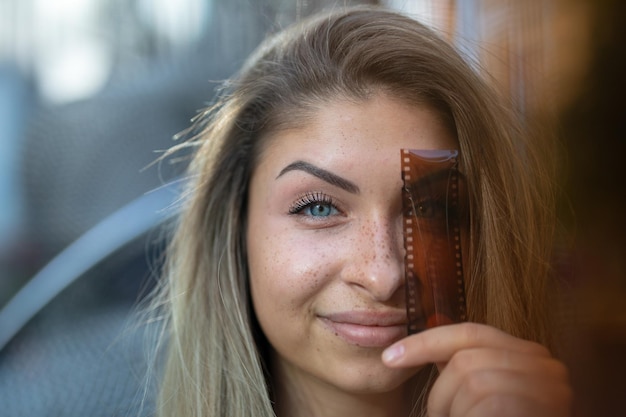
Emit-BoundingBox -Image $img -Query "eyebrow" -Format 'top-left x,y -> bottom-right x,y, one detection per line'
277,160 -> 360,194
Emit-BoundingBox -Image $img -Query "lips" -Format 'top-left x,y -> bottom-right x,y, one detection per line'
319,310 -> 408,348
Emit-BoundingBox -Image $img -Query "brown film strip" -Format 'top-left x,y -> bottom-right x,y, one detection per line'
401,149 -> 467,335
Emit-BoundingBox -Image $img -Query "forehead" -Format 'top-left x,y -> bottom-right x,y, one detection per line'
256,93 -> 457,173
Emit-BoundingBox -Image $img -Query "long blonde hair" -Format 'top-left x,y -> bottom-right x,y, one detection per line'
150,6 -> 557,417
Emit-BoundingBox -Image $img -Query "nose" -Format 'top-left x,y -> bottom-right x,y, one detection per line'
342,216 -> 405,302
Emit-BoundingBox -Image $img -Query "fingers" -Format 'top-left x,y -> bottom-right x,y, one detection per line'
431,367 -> 572,417
427,348 -> 571,417
380,322 -> 573,417
382,322 -> 550,368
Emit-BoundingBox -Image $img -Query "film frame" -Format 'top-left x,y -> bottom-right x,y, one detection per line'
401,149 -> 467,335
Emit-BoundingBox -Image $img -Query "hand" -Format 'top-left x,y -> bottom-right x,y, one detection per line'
382,322 -> 572,417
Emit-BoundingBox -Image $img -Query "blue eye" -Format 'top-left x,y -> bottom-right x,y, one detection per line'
305,202 -> 337,217
289,192 -> 340,218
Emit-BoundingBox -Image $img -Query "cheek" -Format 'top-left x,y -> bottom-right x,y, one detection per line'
247,226 -> 340,318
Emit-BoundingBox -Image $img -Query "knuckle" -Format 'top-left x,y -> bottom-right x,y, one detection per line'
462,369 -> 492,398
447,349 -> 475,374
460,322 -> 484,345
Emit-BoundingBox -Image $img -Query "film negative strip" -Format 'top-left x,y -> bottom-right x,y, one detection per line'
401,149 -> 467,335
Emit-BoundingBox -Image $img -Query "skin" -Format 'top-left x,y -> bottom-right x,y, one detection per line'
246,92 -> 572,417
382,324 -> 573,417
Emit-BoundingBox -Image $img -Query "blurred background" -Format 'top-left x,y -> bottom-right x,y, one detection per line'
0,0 -> 623,415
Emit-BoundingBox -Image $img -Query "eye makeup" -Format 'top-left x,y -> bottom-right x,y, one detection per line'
288,191 -> 337,215
401,149 -> 467,334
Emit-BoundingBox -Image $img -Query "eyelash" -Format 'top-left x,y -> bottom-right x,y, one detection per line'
288,192 -> 339,215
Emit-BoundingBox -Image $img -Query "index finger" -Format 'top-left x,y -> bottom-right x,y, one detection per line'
382,322 -> 551,367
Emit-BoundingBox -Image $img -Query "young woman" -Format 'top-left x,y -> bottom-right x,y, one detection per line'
150,6 -> 572,417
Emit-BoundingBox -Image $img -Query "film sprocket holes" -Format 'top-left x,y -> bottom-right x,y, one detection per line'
401,149 -> 467,335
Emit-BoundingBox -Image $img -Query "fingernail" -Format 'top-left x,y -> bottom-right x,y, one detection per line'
382,343 -> 405,364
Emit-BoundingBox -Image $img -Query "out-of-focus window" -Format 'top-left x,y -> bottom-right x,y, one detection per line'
0,0 -> 211,104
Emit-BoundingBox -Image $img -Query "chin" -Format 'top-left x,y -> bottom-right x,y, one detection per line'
328,361 -> 420,395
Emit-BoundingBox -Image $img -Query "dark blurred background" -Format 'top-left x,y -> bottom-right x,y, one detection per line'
0,0 -> 624,416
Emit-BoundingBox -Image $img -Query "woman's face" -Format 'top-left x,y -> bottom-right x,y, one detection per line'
246,92 -> 457,396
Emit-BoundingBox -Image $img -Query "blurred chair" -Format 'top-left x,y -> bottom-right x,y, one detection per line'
0,179 -> 181,417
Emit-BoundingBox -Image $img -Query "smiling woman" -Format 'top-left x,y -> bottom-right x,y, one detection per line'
149,5 -> 571,417
246,96 -> 453,413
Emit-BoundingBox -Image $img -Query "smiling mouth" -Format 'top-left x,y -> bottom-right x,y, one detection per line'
319,313 -> 408,348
